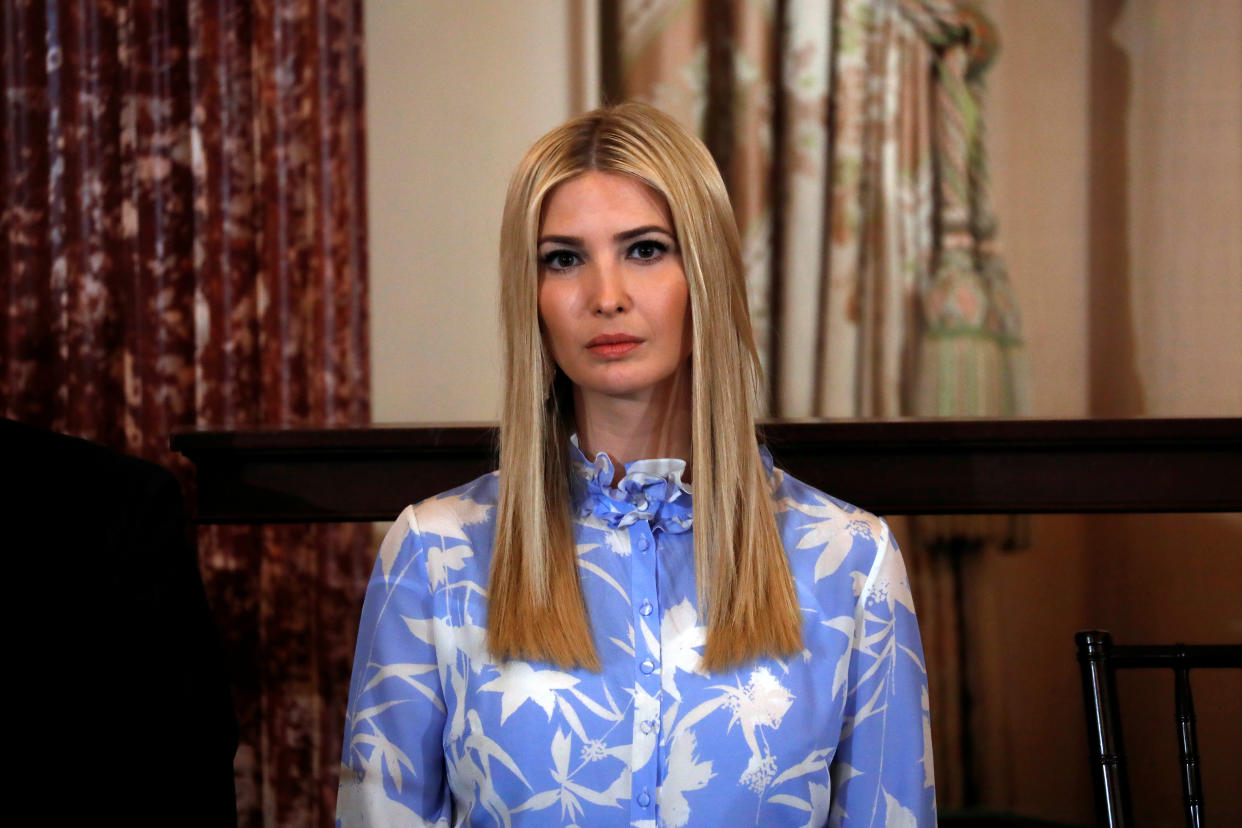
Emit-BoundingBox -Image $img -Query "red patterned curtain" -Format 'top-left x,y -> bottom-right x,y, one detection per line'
1,1 -> 369,824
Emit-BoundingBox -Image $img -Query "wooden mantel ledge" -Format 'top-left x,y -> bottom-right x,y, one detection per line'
171,417 -> 1242,524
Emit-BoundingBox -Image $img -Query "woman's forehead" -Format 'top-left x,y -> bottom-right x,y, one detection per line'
539,171 -> 673,235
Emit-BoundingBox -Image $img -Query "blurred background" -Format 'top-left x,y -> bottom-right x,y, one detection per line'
3,0 -> 1239,824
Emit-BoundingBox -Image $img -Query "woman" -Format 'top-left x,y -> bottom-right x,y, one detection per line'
338,102 -> 935,827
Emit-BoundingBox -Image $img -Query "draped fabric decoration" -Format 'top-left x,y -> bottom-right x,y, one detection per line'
1,2 -> 369,825
607,0 -> 1027,808
906,3 -> 1026,420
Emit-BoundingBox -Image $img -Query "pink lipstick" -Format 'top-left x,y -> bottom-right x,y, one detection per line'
587,333 -> 642,358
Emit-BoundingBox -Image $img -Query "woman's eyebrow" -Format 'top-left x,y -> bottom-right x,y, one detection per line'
538,225 -> 674,247
537,235 -> 583,247
613,225 -> 674,242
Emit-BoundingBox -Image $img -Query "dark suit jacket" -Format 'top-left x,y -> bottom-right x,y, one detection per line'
5,417 -> 238,825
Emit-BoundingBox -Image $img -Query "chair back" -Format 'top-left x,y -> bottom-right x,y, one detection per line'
1075,629 -> 1242,827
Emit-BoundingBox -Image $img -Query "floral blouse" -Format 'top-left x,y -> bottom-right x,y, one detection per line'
337,440 -> 935,827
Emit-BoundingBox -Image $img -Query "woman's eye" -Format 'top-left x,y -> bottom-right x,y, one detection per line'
542,250 -> 581,271
628,240 -> 668,262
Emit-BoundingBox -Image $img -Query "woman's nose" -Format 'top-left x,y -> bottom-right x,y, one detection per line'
590,262 -> 630,316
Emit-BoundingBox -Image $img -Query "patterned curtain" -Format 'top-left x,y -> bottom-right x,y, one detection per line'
607,0 -> 1027,808
1,1 -> 369,825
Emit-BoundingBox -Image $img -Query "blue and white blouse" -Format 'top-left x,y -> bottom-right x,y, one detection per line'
337,441 -> 935,827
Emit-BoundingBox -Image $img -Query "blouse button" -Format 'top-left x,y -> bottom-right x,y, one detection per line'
637,536 -> 650,552
637,790 -> 651,808
639,719 -> 655,734
639,659 -> 655,675
639,599 -> 653,617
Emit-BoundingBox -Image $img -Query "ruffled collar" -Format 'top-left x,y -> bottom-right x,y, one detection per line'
569,435 -> 694,534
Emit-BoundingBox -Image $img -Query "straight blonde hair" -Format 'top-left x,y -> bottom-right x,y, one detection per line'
489,102 -> 801,672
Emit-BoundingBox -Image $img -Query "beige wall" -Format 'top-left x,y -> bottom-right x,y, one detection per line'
366,0 -> 594,423
1112,1 -> 1242,416
987,1 -> 1093,420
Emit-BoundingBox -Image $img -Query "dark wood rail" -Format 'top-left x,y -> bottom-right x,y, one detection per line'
171,418 -> 1242,523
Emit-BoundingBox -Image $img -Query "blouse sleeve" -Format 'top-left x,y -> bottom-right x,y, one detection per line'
337,507 -> 452,828
829,519 -> 936,826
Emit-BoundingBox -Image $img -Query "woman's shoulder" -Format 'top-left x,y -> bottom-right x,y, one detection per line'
767,463 -> 891,546
767,463 -> 915,612
372,471 -> 499,591
391,470 -> 500,542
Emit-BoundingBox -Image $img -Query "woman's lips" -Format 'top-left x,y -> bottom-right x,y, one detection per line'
587,334 -> 642,358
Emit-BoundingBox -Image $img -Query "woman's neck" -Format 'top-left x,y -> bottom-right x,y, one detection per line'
573,375 -> 692,480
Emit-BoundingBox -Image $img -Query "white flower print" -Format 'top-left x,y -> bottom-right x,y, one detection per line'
377,507 -> 413,584
512,729 -> 630,820
767,776 -> 832,828
807,780 -> 831,827
603,528 -> 631,557
580,738 -> 608,763
821,615 -> 856,700
713,667 -> 795,792
779,493 -> 882,582
414,490 -> 492,541
740,751 -> 778,793
660,729 -> 714,828
463,709 -> 531,789
426,541 -> 471,588
660,599 -> 706,701
865,526 -> 917,615
720,667 -> 795,730
921,686 -> 935,789
479,661 -> 580,723
577,542 -> 631,604
882,789 -> 919,827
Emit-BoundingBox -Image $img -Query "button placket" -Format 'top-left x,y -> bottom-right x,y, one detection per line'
627,520 -> 661,821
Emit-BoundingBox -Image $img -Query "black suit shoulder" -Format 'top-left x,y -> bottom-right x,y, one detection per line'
3,417 -> 239,826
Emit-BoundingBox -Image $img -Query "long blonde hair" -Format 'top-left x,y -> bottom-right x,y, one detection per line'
489,102 -> 801,672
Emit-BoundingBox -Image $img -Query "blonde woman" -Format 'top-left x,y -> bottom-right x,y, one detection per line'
338,103 -> 935,827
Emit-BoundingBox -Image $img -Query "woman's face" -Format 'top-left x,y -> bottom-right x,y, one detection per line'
537,171 -> 692,407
